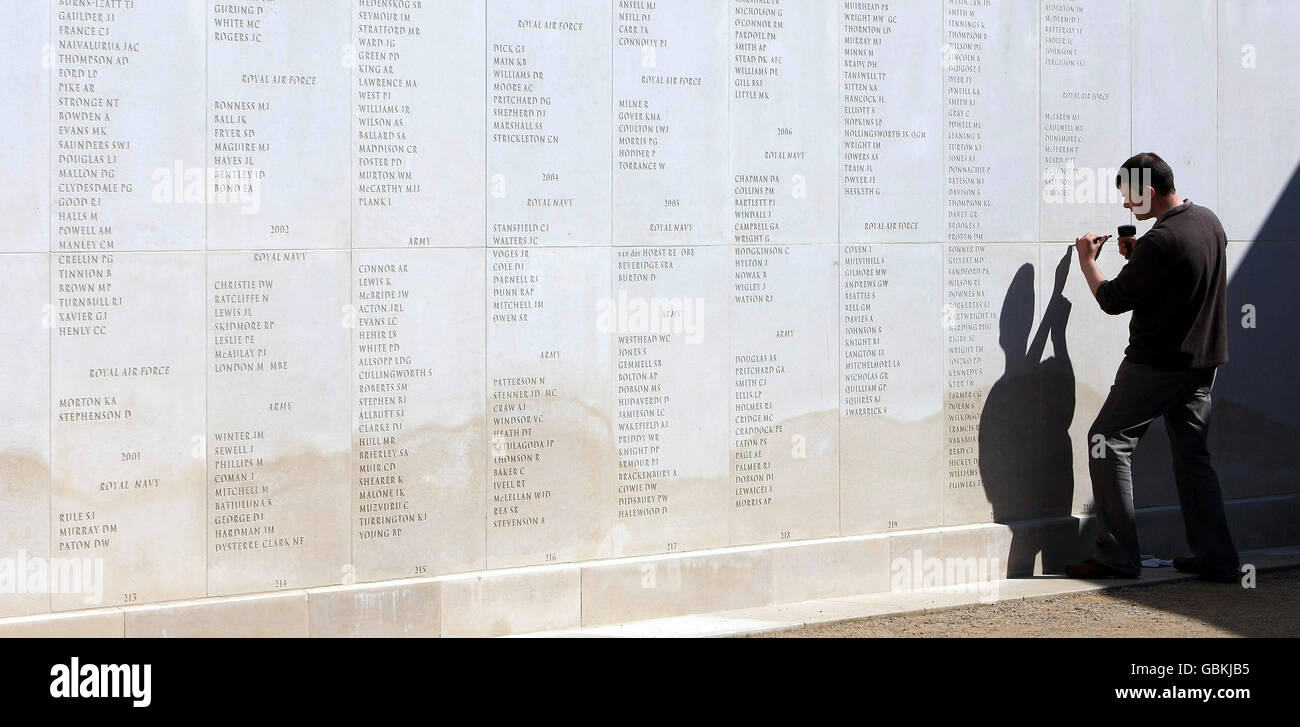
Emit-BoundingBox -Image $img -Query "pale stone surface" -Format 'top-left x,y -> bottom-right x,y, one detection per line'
564,614 -> 794,638
307,580 -> 440,638
1036,242 -> 1128,516
840,243 -> 944,534
730,0 -> 839,244
943,243 -> 1040,525
509,630 -> 613,638
943,0 -> 1040,242
351,0 -> 486,248
0,609 -> 124,638
0,255 -> 49,618
1039,0 -> 1133,243
1217,1 -> 1300,240
839,0 -> 944,243
351,249 -> 486,581
610,246 -> 730,558
719,598 -> 907,628
206,251 -> 351,596
206,1 -> 351,250
940,525 -> 994,578
487,0 -> 612,246
125,592 -> 308,638
1132,0 -> 1218,221
440,566 -> 580,637
2,2 -> 1298,638
579,549 -> 774,626
887,529 -> 942,592
729,244 -> 839,544
51,0 -> 206,252
986,523 -> 1014,580
770,536 -> 891,603
613,4 -> 728,246
0,0 -> 47,253
827,588 -> 988,614
485,246 -> 614,568
51,252 -> 206,610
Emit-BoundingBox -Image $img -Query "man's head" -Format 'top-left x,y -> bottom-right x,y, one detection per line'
1116,152 -> 1178,220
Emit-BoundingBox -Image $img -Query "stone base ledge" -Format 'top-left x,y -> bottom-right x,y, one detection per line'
2,494 -> 1295,638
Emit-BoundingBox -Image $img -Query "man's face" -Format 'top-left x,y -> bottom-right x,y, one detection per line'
1119,180 -> 1155,219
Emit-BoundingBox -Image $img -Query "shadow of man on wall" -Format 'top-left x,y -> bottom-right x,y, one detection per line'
979,249 -> 1077,575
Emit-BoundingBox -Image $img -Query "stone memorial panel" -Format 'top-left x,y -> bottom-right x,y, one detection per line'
1217,1 -> 1300,241
943,0 -> 1038,243
0,255 -> 50,617
943,242 -> 1037,525
611,245 -> 729,556
486,246 -> 614,567
729,243 -> 839,544
840,0 -> 943,244
1039,0 -> 1131,242
613,2 -> 728,246
207,0 -> 350,249
51,252 -> 206,609
351,0 -> 486,248
351,248 -> 486,581
731,0 -> 838,245
840,242 -> 943,534
1,0 -> 49,253
1038,243 -> 1127,517
1132,0 -> 1217,224
52,0 -> 205,252
206,251 -> 350,595
487,0 -> 612,247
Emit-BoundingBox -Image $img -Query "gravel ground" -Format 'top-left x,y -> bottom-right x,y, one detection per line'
751,566 -> 1300,638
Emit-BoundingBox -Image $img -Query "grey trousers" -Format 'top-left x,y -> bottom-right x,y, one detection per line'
1087,358 -> 1240,578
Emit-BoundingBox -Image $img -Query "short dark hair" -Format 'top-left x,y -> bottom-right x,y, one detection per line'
1116,152 -> 1176,195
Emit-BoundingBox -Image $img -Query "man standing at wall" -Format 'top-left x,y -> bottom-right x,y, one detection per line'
1065,153 -> 1241,583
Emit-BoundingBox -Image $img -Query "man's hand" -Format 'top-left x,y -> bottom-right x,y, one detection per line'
1117,235 -> 1139,260
1074,233 -> 1111,261
1074,233 -> 1110,297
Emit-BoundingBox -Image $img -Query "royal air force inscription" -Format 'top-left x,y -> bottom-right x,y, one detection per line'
489,7 -> 612,247
614,2 -> 724,243
840,1 -> 939,241
49,2 -> 209,608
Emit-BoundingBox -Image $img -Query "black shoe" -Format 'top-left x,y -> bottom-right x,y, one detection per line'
1172,556 -> 1200,574
1174,557 -> 1240,583
1063,558 -> 1141,579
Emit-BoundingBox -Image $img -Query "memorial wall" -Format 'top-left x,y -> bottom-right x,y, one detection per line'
2,0 -> 1298,635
